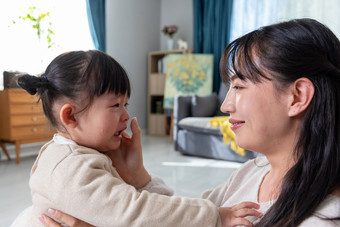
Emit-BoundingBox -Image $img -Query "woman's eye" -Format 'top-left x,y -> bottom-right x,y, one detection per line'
124,103 -> 129,108
111,103 -> 119,108
232,86 -> 243,90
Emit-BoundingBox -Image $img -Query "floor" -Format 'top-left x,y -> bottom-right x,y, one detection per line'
0,135 -> 242,227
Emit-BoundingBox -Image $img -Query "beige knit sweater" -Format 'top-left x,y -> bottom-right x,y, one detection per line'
201,156 -> 340,226
29,139 -> 222,227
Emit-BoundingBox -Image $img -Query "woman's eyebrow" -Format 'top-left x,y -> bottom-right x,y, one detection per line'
230,74 -> 238,82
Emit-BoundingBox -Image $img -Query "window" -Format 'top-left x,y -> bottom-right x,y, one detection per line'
230,0 -> 340,43
0,0 -> 94,88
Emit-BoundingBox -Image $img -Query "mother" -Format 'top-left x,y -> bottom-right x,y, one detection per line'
41,18 -> 340,226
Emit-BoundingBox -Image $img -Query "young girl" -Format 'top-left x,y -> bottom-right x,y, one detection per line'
15,50 -> 260,227
40,19 -> 340,227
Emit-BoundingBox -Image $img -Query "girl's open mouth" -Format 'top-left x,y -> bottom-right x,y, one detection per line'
114,127 -> 127,137
114,131 -> 122,136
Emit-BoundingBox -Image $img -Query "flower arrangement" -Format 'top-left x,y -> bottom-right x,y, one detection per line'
162,25 -> 178,39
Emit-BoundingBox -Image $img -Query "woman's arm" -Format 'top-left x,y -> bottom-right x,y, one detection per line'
39,209 -> 93,227
108,117 -> 173,195
41,203 -> 262,227
106,117 -> 151,188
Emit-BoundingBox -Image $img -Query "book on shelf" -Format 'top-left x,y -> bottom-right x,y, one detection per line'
157,56 -> 168,74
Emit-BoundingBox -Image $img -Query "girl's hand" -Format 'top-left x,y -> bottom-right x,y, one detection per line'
39,209 -> 93,227
218,201 -> 262,227
107,117 -> 151,189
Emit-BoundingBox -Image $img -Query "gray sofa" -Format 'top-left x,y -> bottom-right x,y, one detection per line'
173,83 -> 257,162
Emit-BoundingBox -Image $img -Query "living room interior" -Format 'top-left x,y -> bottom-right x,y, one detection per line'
1,0 -> 339,226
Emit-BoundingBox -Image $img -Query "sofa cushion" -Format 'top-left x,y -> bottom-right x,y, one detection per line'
178,117 -> 222,136
174,95 -> 192,119
191,93 -> 217,117
176,129 -> 257,162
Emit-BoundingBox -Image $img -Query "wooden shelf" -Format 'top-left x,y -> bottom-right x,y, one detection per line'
147,50 -> 186,136
149,73 -> 166,95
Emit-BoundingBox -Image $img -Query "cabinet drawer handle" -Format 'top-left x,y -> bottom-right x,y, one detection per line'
32,127 -> 38,132
32,116 -> 38,121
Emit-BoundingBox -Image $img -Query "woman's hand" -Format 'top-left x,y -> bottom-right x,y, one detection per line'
39,209 -> 93,227
218,201 -> 262,227
107,117 -> 151,189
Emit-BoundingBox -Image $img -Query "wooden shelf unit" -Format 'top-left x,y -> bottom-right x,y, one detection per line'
147,50 -> 185,136
0,89 -> 55,163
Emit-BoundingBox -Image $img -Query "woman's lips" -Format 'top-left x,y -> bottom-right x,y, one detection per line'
229,118 -> 245,131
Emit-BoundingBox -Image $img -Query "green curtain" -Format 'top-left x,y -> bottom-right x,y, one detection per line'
86,0 -> 106,52
194,0 -> 233,92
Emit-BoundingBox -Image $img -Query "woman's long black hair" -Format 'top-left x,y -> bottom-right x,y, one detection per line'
221,18 -> 340,226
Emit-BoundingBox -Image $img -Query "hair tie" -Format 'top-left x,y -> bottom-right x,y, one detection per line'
39,75 -> 49,86
17,74 -> 49,95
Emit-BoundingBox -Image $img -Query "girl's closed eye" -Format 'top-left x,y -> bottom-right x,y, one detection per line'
110,103 -> 129,108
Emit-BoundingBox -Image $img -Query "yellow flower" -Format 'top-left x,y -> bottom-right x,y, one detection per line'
180,72 -> 189,80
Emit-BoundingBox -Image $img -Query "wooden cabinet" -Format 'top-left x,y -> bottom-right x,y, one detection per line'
147,50 -> 185,136
0,89 -> 55,163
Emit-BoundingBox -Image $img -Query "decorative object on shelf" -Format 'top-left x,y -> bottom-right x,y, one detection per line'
167,38 -> 174,50
177,39 -> 188,50
162,24 -> 178,50
164,54 -> 213,109
155,100 -> 163,113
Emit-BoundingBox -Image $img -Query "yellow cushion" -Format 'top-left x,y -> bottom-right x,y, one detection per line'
209,116 -> 245,156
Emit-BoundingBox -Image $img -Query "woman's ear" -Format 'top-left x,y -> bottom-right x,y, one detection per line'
288,77 -> 314,117
59,104 -> 77,128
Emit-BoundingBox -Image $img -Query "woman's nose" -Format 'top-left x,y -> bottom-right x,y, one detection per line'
220,94 -> 235,114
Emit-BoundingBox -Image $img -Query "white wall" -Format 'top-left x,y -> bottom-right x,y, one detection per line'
106,0 -> 161,129
106,0 -> 193,129
160,0 -> 193,51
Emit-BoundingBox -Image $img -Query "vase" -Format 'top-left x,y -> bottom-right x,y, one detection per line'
167,38 -> 174,50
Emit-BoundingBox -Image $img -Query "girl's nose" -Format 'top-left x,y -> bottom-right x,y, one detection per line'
121,108 -> 130,122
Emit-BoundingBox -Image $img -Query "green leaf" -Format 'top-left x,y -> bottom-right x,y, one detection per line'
12,5 -> 55,48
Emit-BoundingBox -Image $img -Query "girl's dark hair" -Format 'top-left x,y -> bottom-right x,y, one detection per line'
17,50 -> 131,128
221,18 -> 340,226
